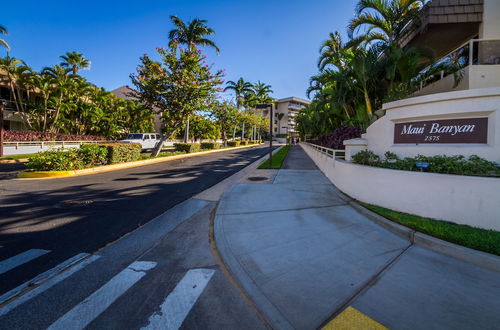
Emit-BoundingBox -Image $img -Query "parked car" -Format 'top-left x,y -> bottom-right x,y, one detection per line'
119,133 -> 163,150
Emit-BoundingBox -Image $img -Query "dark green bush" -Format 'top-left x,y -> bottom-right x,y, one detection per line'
240,141 -> 248,146
200,142 -> 221,150
227,141 -> 240,147
352,151 -> 500,177
352,150 -> 380,166
99,143 -> 142,164
27,149 -> 84,171
79,144 -> 108,166
174,143 -> 201,153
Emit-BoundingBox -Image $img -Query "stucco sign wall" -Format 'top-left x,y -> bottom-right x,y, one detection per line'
359,87 -> 500,162
394,117 -> 488,144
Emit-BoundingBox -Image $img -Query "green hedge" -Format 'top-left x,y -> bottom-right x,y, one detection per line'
100,143 -> 142,164
200,142 -> 221,150
227,141 -> 240,147
26,143 -> 141,171
174,143 -> 200,153
79,144 -> 108,166
240,141 -> 248,146
27,149 -> 85,171
352,150 -> 500,177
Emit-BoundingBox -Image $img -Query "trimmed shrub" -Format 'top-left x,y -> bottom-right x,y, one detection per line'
174,143 -> 201,153
27,149 -> 84,171
227,141 -> 240,147
240,141 -> 248,146
99,143 -> 142,164
200,142 -> 221,150
313,126 -> 362,150
352,151 -> 500,177
79,144 -> 108,166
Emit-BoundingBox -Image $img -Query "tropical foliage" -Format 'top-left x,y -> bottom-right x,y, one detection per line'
297,0 -> 434,139
0,52 -> 154,137
130,45 -> 223,155
0,25 -> 9,51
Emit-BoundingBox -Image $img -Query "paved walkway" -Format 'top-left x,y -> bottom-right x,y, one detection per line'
215,146 -> 500,330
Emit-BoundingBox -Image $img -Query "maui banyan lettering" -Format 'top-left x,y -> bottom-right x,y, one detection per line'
394,117 -> 488,144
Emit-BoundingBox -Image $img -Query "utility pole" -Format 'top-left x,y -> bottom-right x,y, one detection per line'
0,100 -> 4,157
256,103 -> 273,168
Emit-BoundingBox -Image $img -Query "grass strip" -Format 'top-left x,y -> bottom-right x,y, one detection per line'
258,145 -> 291,169
361,202 -> 500,256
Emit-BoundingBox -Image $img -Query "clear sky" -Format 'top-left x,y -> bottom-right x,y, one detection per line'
3,0 -> 358,100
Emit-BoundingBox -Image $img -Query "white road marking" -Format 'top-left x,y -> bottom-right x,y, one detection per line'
141,268 -> 216,330
0,249 -> 50,275
0,253 -> 90,304
0,255 -> 100,317
47,260 -> 157,330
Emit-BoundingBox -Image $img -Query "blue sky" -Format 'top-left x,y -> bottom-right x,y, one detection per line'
3,0 -> 357,100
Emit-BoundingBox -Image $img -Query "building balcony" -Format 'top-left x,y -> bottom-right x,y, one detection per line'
414,38 -> 500,97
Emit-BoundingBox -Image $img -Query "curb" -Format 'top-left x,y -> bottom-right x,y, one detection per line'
17,143 -> 265,179
349,199 -> 500,274
0,158 -> 28,164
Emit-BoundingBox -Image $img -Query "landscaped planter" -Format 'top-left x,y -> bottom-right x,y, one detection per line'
302,142 -> 500,231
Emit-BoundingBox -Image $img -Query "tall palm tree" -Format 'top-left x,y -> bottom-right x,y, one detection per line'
252,81 -> 273,104
348,0 -> 425,48
60,51 -> 90,75
42,65 -> 73,131
0,56 -> 30,113
0,25 -> 10,51
224,78 -> 253,109
168,16 -> 220,53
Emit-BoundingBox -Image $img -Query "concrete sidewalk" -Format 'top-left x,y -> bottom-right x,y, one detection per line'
214,146 -> 500,330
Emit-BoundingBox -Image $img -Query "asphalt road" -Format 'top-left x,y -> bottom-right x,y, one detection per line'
0,146 -> 271,297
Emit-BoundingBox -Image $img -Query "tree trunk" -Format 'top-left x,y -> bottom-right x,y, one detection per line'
183,117 -> 190,143
151,121 -> 183,157
232,124 -> 237,139
241,122 -> 245,140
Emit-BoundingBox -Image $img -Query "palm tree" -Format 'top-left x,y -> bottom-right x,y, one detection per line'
0,56 -> 30,113
60,51 -> 90,75
168,16 -> 220,53
348,0 -> 425,48
224,78 -> 253,109
42,65 -> 73,132
276,112 -> 285,135
0,25 -> 10,51
252,81 -> 273,104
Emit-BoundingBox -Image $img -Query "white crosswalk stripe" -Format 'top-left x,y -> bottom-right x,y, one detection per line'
142,268 -> 215,330
47,260 -> 157,330
0,254 -> 100,317
0,249 -> 50,275
0,253 -> 90,305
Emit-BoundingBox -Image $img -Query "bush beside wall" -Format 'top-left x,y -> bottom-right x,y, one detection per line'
174,143 -> 201,153
352,150 -> 500,177
227,141 -> 240,147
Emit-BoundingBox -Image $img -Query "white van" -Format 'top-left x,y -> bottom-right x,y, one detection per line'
120,133 -> 163,150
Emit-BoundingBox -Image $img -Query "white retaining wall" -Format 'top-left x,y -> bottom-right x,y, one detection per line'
302,143 -> 500,232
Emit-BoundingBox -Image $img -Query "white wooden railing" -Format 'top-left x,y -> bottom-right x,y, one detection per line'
305,142 -> 345,159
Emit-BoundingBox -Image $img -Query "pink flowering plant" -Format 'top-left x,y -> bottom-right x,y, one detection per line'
129,46 -> 224,155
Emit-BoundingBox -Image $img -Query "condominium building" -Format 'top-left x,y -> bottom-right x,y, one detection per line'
399,0 -> 500,96
271,97 -> 310,137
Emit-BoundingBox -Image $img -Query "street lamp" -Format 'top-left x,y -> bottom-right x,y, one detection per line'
256,103 -> 273,168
